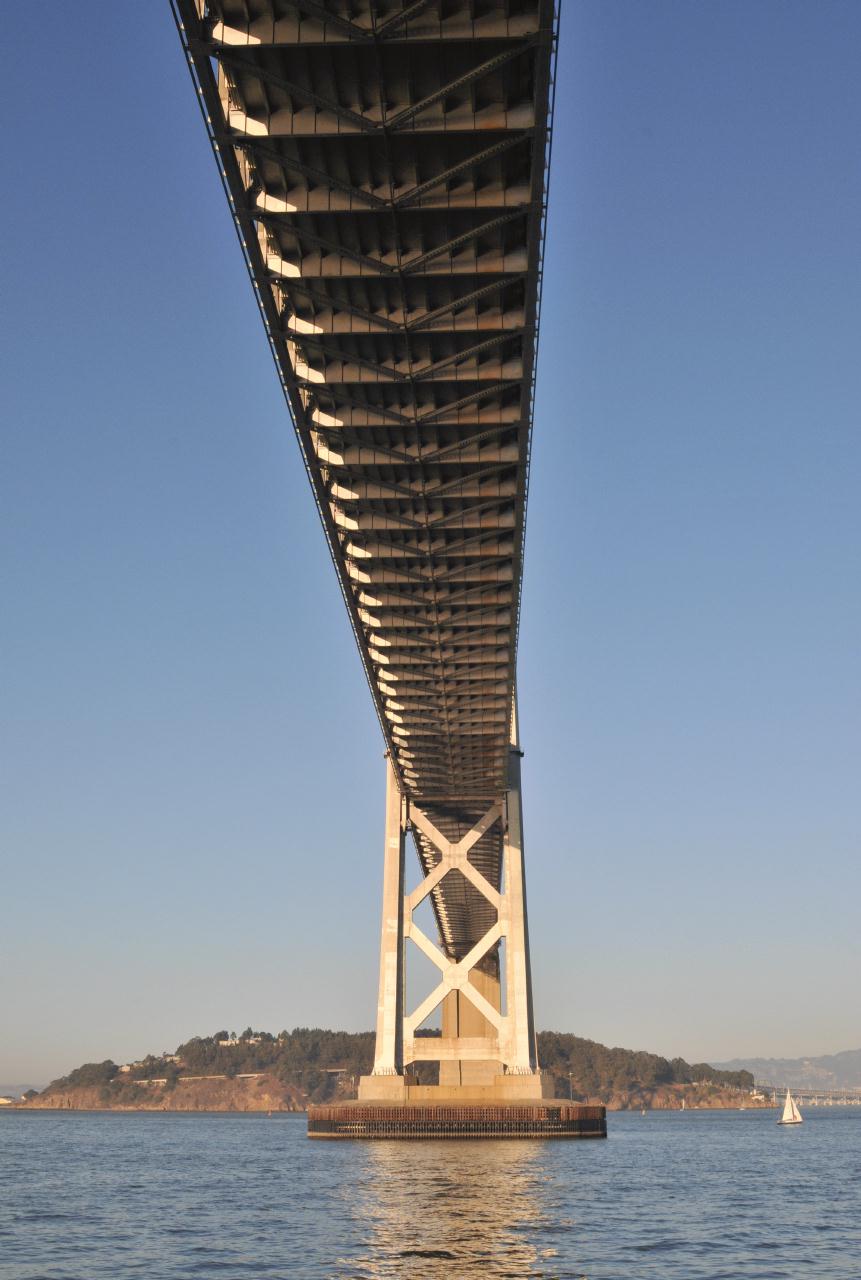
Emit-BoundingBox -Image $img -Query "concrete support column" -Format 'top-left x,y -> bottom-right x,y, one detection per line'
439,972 -> 502,1086
371,756 -> 405,1076
501,709 -> 538,1073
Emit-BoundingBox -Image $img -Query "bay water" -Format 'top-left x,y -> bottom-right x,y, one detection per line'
2,1107 -> 859,1278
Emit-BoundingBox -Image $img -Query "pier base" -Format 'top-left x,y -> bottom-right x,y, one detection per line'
310,715 -> 603,1140
356,1071 -> 557,1103
307,1099 -> 606,1139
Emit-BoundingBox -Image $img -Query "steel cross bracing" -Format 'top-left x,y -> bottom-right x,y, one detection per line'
173,0 -> 557,988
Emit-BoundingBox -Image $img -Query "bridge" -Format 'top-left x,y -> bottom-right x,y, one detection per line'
172,0 -> 603,1138
755,1083 -> 861,1107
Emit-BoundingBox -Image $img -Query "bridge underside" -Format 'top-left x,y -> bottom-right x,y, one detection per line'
173,0 -> 573,1119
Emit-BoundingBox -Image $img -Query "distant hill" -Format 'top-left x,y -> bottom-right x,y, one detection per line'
18,1029 -> 754,1112
713,1049 -> 861,1090
0,1083 -> 43,1099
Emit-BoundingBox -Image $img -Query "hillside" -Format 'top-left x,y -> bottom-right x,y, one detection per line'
714,1048 -> 861,1091
0,1083 -> 43,1100
16,1029 -> 756,1112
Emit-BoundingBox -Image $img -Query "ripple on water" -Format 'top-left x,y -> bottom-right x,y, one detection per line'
1,1110 -> 861,1278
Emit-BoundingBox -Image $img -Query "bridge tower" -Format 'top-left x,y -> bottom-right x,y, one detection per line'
361,697 -> 549,1102
173,0 -> 604,1137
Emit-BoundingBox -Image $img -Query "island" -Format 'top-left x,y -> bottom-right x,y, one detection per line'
13,1029 -> 760,1112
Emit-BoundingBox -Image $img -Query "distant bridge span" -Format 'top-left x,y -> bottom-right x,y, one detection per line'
173,0 -> 559,1099
756,1083 -> 861,1105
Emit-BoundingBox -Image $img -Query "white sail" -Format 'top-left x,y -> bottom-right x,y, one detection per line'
779,1088 -> 803,1124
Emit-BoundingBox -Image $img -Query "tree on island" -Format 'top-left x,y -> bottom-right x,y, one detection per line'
37,1029 -> 753,1106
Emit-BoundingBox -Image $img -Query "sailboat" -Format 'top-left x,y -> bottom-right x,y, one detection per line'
778,1088 -> 803,1125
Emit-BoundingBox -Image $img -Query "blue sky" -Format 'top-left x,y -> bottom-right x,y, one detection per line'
2,2 -> 859,1083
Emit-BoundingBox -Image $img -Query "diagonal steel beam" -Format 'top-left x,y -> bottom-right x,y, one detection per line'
438,580 -> 514,608
418,381 -> 522,424
281,0 -> 371,41
428,462 -> 514,496
309,388 -> 412,424
257,213 -> 399,275
406,919 -> 449,971
418,332 -> 521,378
401,209 -> 528,275
217,49 -> 376,132
283,282 -> 403,331
424,496 -> 514,532
232,136 -> 388,209
432,554 -> 513,585
294,333 -> 410,382
404,979 -> 449,1034
356,526 -> 513,563
385,41 -> 535,132
459,969 -> 504,1031
374,0 -> 437,38
403,923 -> 503,1034
287,281 -> 521,336
303,330 -> 520,383
410,801 -> 501,865
319,431 -> 414,465
407,278 -> 522,332
394,134 -> 528,208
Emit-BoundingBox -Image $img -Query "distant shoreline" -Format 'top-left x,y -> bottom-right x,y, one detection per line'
4,1104 -> 780,1116
12,1029 -> 762,1114
8,1087 -> 773,1116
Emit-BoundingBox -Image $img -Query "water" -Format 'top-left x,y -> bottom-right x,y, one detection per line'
1,1108 -> 859,1278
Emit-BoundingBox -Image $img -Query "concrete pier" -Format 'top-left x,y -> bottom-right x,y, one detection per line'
308,1101 -> 607,1140
345,712 -> 576,1137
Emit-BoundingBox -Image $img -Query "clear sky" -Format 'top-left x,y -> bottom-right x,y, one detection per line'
3,2 -> 859,1084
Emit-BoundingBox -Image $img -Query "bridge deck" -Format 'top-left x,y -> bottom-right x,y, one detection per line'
174,0 -> 557,962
